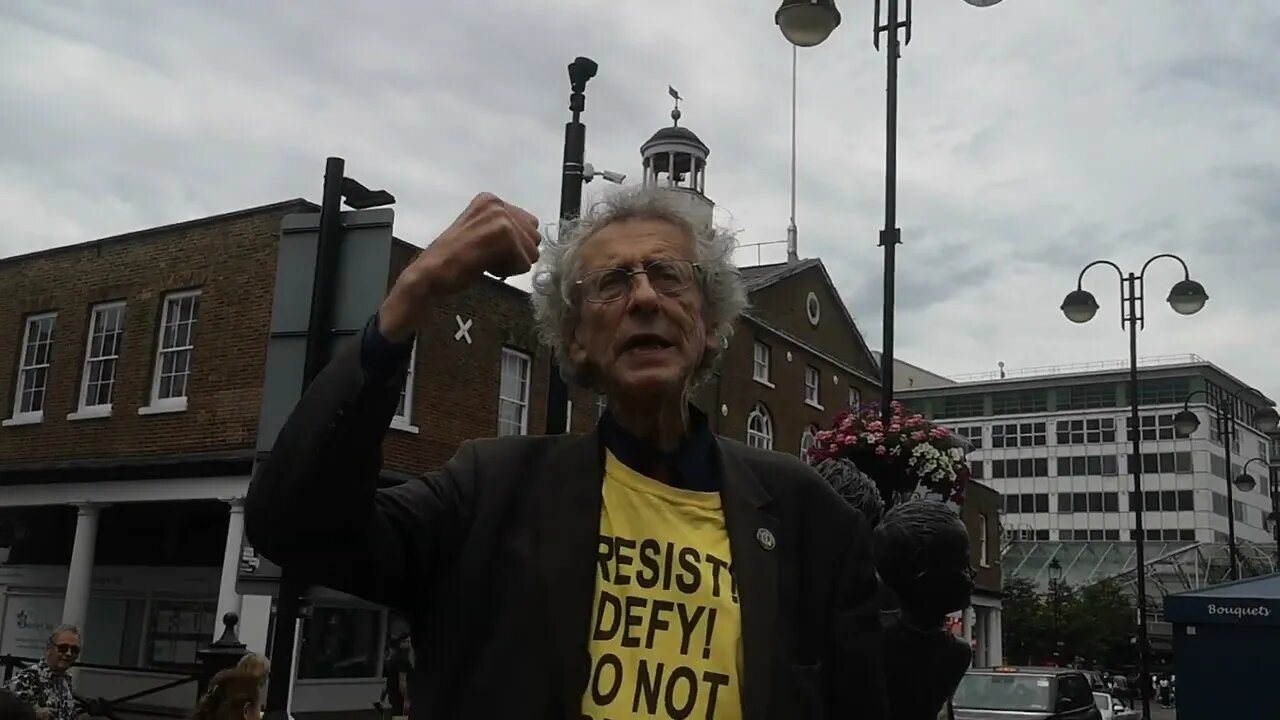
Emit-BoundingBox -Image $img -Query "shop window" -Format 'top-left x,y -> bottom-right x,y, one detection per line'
298,604 -> 384,679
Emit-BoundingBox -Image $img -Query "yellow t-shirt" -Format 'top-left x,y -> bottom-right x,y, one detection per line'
581,451 -> 744,720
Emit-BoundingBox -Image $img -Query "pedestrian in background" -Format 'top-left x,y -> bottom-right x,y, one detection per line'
380,635 -> 412,719
191,668 -> 262,720
5,625 -> 81,720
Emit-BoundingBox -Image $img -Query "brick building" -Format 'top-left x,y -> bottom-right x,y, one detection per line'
0,115 -> 897,714
0,199 -> 604,711
959,480 -> 1005,667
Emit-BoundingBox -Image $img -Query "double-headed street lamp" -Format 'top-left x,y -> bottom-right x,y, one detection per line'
1171,387 -> 1279,580
1241,455 -> 1280,565
1060,253 -> 1209,720
774,0 -> 1004,427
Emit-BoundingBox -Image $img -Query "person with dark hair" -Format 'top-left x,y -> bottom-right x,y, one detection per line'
191,668 -> 261,720
872,500 -> 975,720
380,634 -> 412,718
0,689 -> 39,720
815,458 -> 885,526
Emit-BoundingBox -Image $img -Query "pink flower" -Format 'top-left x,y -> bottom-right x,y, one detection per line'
875,445 -> 888,456
929,427 -> 950,439
911,431 -> 927,441
888,424 -> 902,433
867,421 -> 884,432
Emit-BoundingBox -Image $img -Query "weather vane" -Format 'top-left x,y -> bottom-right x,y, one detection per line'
668,85 -> 682,125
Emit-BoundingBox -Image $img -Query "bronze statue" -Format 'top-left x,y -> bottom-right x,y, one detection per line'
873,500 -> 974,720
817,459 -> 973,720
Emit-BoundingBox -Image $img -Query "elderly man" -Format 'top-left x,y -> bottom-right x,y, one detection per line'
246,188 -> 886,719
7,625 -> 81,720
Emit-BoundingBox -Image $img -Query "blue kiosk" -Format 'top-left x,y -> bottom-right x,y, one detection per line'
1164,572 -> 1280,719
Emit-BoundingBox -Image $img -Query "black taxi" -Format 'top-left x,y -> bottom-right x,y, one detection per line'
953,666 -> 1104,720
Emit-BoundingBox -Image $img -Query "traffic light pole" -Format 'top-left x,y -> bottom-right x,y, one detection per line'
263,157 -> 346,717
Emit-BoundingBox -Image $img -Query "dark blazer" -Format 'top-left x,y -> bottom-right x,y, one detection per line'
245,339 -> 888,719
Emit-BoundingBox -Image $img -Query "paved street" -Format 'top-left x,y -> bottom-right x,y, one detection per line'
1150,705 -> 1177,720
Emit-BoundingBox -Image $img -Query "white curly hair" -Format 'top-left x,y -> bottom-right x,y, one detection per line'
529,186 -> 749,390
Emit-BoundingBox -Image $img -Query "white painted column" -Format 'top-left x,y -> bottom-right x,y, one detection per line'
987,607 -> 1004,666
214,499 -> 247,640
62,504 -> 104,629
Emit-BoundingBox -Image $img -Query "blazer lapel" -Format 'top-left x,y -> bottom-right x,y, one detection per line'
534,430 -> 605,717
717,439 -> 779,720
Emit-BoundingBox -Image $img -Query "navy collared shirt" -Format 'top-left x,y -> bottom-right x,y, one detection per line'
599,405 -> 721,492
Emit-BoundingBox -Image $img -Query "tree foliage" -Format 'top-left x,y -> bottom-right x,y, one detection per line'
1002,576 -> 1137,669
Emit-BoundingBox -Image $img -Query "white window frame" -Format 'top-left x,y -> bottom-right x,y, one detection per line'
69,301 -> 127,420
804,366 -> 822,409
848,386 -> 861,410
140,290 -> 201,415
4,312 -> 57,426
746,404 -> 774,450
391,338 -> 419,433
497,347 -> 532,436
799,426 -> 816,464
752,341 -> 773,386
565,400 -> 573,433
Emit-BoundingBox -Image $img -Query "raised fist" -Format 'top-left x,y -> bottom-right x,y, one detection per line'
380,193 -> 540,342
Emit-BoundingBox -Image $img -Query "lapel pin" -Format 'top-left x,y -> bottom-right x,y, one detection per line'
756,528 -> 776,551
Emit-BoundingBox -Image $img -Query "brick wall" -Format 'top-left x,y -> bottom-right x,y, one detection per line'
963,480 -> 1003,594
381,243 -> 601,473
0,202 -> 309,466
711,322 -> 867,459
744,265 -> 880,381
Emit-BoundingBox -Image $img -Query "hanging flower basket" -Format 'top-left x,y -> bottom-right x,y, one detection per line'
807,401 -> 973,507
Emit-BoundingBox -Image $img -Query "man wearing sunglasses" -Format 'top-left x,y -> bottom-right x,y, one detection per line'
248,187 -> 887,718
6,626 -> 81,720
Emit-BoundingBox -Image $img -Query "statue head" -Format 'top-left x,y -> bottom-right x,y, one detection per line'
872,500 -> 974,621
816,458 -> 885,526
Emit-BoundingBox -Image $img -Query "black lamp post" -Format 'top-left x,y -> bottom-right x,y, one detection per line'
1171,388 -> 1279,580
543,57 -> 596,435
265,157 -> 395,718
1048,557 -> 1063,661
774,0 -> 1004,427
543,58 -> 624,433
1240,453 -> 1280,566
1059,253 -> 1208,720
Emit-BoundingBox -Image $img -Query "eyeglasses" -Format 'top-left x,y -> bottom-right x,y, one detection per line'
54,643 -> 80,656
576,260 -> 700,304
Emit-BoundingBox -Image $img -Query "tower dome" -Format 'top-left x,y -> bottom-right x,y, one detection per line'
641,91 -> 714,229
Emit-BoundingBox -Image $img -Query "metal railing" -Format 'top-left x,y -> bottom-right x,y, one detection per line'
949,354 -> 1207,383
1,655 -> 204,719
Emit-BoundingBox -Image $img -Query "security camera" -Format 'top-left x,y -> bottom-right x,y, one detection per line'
582,162 -> 626,185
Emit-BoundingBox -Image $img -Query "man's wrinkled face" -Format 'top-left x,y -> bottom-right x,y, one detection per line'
569,219 -> 714,399
45,631 -> 80,673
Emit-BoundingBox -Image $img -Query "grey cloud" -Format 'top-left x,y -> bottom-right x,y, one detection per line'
3,0 -> 1280,399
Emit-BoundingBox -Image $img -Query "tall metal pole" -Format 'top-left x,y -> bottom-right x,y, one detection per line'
1124,271 -> 1153,720
264,156 -> 346,717
1221,411 -> 1241,579
786,45 -> 799,263
545,57 -> 596,435
1271,461 -> 1280,565
877,0 -> 904,427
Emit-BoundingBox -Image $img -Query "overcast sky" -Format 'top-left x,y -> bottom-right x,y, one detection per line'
3,1 -> 1278,400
